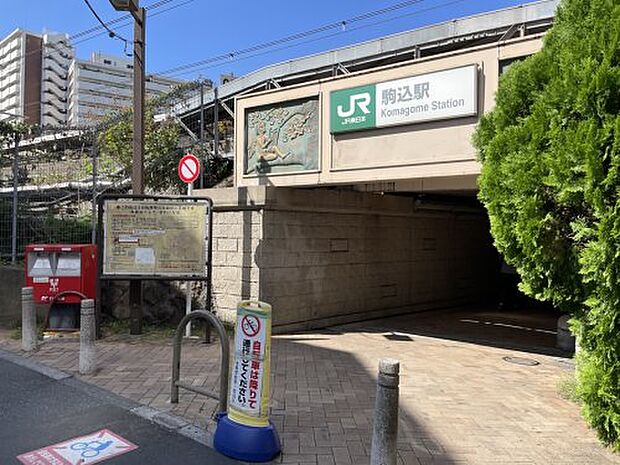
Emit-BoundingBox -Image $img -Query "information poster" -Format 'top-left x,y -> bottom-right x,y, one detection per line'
102,200 -> 207,277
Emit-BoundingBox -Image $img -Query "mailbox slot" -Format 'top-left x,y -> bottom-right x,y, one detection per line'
56,253 -> 81,277
27,252 -> 56,278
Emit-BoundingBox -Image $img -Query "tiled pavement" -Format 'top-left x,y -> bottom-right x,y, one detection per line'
1,308 -> 619,465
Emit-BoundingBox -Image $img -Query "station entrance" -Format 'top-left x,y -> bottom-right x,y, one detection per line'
327,188 -> 563,355
204,184 -> 562,356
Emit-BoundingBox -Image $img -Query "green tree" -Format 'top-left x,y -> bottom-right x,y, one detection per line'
474,0 -> 619,448
97,106 -> 183,192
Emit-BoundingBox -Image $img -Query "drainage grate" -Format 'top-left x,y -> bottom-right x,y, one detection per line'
503,356 -> 540,366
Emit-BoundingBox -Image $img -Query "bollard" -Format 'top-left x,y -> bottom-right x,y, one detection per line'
21,287 -> 37,352
79,299 -> 97,375
370,358 -> 400,465
557,314 -> 575,352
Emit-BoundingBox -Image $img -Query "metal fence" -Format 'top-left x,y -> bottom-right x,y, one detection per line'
0,128 -> 123,262
0,83 -> 234,263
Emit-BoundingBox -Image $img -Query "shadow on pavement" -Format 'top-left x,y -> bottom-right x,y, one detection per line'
320,305 -> 571,358
268,336 -> 457,465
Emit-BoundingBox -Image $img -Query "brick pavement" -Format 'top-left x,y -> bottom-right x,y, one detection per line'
1,310 -> 619,465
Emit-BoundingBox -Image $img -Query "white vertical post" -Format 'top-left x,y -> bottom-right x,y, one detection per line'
79,299 -> 97,375
21,287 -> 37,352
185,181 -> 193,338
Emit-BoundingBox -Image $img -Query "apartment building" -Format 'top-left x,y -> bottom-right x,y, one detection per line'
0,28 -> 180,127
67,52 -> 179,127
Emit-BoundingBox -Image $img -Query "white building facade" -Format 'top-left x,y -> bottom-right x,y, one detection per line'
67,52 -> 179,127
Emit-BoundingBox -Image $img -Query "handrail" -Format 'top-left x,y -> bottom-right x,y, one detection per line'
171,310 -> 230,415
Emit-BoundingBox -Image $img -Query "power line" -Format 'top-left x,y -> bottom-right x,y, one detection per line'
82,0 -> 131,55
155,0 -> 427,76
7,0 -> 186,64
166,0 -> 467,79
73,0 -> 194,46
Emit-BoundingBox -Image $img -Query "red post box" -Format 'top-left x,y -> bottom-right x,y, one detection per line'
25,244 -> 97,331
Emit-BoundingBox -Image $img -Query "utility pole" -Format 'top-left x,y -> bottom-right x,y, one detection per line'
214,87 -> 219,161
11,132 -> 19,264
90,143 -> 98,244
199,81 -> 205,189
110,0 -> 146,335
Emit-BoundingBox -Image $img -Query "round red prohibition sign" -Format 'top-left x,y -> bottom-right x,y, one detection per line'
178,153 -> 200,183
241,315 -> 261,337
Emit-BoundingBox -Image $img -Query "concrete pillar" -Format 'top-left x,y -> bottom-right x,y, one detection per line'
371,358 -> 400,465
21,287 -> 37,352
79,299 -> 96,375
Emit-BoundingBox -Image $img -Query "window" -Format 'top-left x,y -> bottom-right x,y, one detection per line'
499,56 -> 530,75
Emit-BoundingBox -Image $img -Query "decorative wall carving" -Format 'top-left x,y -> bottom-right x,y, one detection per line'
245,98 -> 319,175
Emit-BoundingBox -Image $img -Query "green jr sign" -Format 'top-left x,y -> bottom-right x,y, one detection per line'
330,85 -> 376,134
329,65 -> 478,134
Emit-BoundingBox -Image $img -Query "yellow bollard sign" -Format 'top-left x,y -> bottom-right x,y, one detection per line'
228,300 -> 272,427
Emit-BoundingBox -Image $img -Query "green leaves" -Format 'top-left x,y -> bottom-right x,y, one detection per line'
474,0 -> 620,449
97,107 -> 184,192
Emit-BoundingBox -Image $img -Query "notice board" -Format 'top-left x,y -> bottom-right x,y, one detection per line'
102,199 -> 208,277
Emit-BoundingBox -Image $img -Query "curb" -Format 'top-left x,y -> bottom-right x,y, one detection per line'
0,348 -> 214,447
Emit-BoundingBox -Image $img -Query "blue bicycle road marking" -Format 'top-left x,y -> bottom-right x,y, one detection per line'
70,440 -> 113,458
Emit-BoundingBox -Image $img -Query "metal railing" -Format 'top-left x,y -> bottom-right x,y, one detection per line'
171,310 -> 230,415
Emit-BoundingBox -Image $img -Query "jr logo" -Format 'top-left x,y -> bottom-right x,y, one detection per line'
336,92 -> 371,118
331,85 -> 376,133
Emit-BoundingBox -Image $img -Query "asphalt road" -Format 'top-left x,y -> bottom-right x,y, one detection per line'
0,355 -> 241,464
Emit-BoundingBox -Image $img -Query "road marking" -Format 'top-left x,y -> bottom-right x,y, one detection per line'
17,429 -> 138,465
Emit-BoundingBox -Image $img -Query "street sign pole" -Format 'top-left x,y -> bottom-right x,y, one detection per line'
178,153 -> 201,338
184,180 -> 193,337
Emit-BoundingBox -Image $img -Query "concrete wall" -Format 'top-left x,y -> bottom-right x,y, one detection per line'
0,266 -> 25,325
202,186 -> 496,332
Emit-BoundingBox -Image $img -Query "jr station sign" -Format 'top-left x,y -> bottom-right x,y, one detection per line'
330,65 -> 478,134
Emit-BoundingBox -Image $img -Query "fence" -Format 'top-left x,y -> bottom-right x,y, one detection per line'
0,128 -> 122,262
0,82 -> 234,263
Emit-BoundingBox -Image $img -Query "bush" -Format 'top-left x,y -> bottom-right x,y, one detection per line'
473,0 -> 619,449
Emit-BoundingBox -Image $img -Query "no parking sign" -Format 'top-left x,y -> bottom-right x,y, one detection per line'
177,153 -> 200,184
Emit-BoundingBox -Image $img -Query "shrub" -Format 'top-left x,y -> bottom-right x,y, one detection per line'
473,0 -> 619,449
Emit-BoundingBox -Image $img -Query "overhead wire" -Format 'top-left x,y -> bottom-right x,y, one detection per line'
6,0 -> 186,64
155,0 -> 427,76
82,0 -> 132,55
72,0 -> 194,46
163,0 -> 467,78
5,0 -> 190,124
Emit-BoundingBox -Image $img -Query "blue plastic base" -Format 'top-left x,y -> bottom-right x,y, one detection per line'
213,414 -> 281,462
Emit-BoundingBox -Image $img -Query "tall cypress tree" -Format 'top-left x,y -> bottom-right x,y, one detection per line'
474,0 -> 620,449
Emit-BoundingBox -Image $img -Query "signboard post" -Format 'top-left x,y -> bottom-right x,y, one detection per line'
214,300 -> 281,462
96,194 -> 214,336
178,154 -> 201,337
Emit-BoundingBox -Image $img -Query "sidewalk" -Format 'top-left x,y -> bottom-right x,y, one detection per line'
1,311 -> 618,465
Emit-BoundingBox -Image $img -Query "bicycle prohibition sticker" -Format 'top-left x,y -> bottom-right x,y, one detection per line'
17,429 -> 138,465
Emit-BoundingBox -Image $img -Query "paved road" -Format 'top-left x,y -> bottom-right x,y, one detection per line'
0,357 -> 241,465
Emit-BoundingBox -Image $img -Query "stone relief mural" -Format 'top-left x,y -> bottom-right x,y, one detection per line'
245,98 -> 319,175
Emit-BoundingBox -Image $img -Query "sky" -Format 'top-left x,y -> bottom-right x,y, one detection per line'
2,0 -> 540,83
